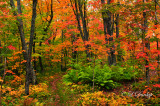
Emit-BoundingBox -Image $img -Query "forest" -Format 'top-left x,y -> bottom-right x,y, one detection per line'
0,0 -> 160,105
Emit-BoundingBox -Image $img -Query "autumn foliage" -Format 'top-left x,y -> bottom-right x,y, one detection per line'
0,0 -> 160,105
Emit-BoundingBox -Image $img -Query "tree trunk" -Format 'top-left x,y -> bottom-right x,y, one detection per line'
11,0 -> 30,95
33,34 -> 38,84
71,0 -> 90,60
0,57 -> 6,106
10,0 -> 37,95
143,0 -> 150,85
28,0 -> 37,85
116,13 -> 122,62
101,0 -> 116,65
33,34 -> 36,71
38,0 -> 53,72
154,0 -> 160,83
61,30 -> 66,71
0,40 -> 3,76
72,34 -> 77,62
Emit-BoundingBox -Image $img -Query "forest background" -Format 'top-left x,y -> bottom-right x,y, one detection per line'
0,0 -> 160,105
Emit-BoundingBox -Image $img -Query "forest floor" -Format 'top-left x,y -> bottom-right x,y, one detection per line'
47,72 -> 78,106
48,73 -> 130,105
46,70 -> 159,105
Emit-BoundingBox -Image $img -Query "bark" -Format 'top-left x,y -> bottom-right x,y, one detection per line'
61,30 -> 67,71
143,0 -> 150,85
101,0 -> 116,65
71,0 -> 84,40
28,0 -> 37,85
157,39 -> 160,83
92,58 -> 95,93
38,51 -> 43,72
72,34 -> 77,61
70,0 -> 90,60
116,13 -> 122,62
10,0 -> 37,95
0,40 -> 3,75
154,0 -> 160,83
0,57 -> 6,106
101,0 -> 107,36
78,0 -> 89,41
116,14 -> 119,38
10,0 -> 29,95
61,30 -> 64,71
33,34 -> 38,84
33,34 -> 36,71
38,0 -> 54,72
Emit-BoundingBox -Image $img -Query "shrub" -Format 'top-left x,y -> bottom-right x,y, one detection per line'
77,91 -> 107,106
63,62 -> 137,90
111,65 -> 137,82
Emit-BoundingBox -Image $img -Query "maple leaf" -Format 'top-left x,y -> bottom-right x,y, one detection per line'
7,45 -> 16,50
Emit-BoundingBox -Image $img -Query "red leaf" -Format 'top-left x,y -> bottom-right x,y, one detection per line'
110,0 -> 114,3
7,45 -> 16,50
150,66 -> 155,70
143,89 -> 148,94
137,0 -> 141,2
153,84 -> 160,88
5,70 -> 15,75
45,40 -> 49,45
148,87 -> 152,91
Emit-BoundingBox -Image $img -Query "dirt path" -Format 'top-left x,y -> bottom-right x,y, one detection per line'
50,74 -> 62,105
47,72 -> 77,106
47,70 -> 159,105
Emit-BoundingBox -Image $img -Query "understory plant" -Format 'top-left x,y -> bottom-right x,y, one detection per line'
63,60 -> 138,90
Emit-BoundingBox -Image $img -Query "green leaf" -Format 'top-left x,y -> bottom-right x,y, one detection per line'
32,53 -> 42,57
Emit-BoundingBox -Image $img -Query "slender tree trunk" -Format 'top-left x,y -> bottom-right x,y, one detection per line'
116,14 -> 119,39
72,35 -> 77,62
143,0 -> 150,84
10,0 -> 37,95
0,40 -> 3,76
0,57 -> 6,106
116,14 -> 120,64
33,34 -> 38,84
116,13 -> 122,62
28,0 -> 37,85
10,0 -> 29,95
38,0 -> 53,72
78,0 -> 90,59
154,0 -> 160,83
71,0 -> 90,60
33,34 -> 36,71
157,38 -> 160,83
92,58 -> 95,93
101,0 -> 107,36
61,30 -> 66,71
61,30 -> 64,71
101,0 -> 116,65
38,51 -> 43,72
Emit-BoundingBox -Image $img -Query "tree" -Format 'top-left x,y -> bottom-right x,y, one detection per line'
142,0 -> 150,84
37,0 -> 54,72
10,0 -> 37,95
154,0 -> 160,83
70,0 -> 90,60
101,0 -> 116,65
